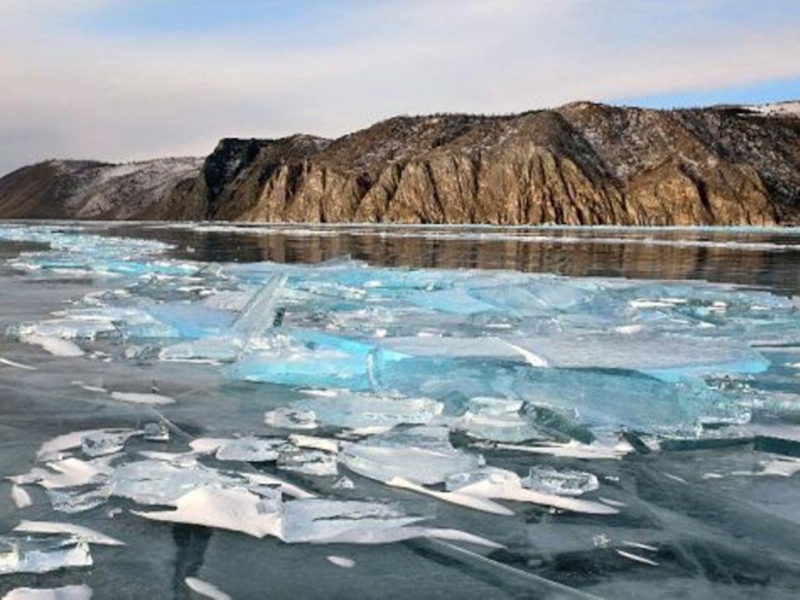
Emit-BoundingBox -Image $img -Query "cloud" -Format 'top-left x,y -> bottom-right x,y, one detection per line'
0,0 -> 798,175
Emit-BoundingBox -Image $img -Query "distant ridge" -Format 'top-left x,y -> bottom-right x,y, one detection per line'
1,101 -> 798,225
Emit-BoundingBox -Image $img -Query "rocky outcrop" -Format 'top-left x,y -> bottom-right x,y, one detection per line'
1,102 -> 798,225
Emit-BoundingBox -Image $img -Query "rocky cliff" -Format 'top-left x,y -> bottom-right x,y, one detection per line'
1,102 -> 798,225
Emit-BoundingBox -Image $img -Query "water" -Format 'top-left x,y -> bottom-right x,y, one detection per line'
1,221 -> 799,599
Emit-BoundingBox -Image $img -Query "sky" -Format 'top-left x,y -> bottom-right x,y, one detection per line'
1,0 -> 799,176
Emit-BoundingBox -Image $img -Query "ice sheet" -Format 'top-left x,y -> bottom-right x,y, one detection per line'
4,223 -> 800,597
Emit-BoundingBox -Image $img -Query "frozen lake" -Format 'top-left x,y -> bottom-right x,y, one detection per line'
1,222 -> 800,599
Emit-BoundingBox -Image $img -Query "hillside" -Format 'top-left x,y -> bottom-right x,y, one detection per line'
1,102 -> 798,225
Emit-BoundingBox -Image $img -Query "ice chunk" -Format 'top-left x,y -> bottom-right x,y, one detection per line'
458,397 -> 539,443
281,499 -> 421,544
11,485 -> 32,509
332,476 -> 354,490
2,585 -> 93,600
339,426 -> 484,485
110,392 -> 175,405
506,332 -> 769,380
288,434 -> 339,454
230,274 -> 288,342
143,303 -> 234,339
521,466 -> 599,496
37,430 -> 111,461
13,521 -> 124,546
142,422 -> 170,442
184,578 -> 231,600
46,486 -> 111,514
493,441 -> 628,460
242,472 -> 316,500
19,334 -> 83,358
188,438 -> 227,455
13,315 -> 116,341
445,467 -> 617,515
80,429 -> 138,457
110,459 -> 236,506
292,390 -> 443,430
230,330 -> 408,390
132,486 -> 282,539
264,407 -> 319,430
277,447 -> 338,477
387,477 -> 514,516
326,556 -> 355,568
14,457 -> 115,490
0,536 -> 92,575
522,404 -> 595,445
513,369 -> 731,433
215,437 -> 283,462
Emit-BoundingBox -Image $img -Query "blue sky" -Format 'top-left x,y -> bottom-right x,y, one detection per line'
1,0 -> 798,175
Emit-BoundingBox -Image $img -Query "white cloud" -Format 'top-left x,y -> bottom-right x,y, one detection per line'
0,0 -> 798,175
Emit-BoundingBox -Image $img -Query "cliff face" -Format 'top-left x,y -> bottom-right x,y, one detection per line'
1,102 -> 798,225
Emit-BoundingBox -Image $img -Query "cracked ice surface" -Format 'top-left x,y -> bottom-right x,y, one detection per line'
3,223 -> 800,597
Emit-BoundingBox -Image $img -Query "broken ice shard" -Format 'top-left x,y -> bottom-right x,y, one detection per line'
291,389 -> 443,430
132,485 -> 283,538
80,429 -> 138,457
340,426 -> 484,485
264,407 -> 319,430
0,536 -> 92,575
46,486 -> 111,514
143,422 -> 170,442
13,521 -> 124,546
109,459 -> 240,506
280,499 -> 422,544
230,274 -> 287,343
229,330 -> 407,390
277,446 -> 338,477
458,397 -> 539,443
521,466 -> 600,496
214,437 -> 283,462
504,332 -> 770,380
444,467 -> 615,515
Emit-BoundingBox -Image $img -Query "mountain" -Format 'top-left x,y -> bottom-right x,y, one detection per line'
0,157 -> 203,220
1,102 -> 798,225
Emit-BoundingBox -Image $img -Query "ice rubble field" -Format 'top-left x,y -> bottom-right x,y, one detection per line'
1,223 -> 800,598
